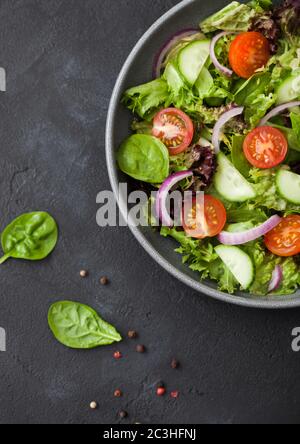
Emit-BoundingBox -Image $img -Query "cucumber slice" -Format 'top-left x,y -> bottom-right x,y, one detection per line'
178,40 -> 211,85
214,153 -> 256,202
276,169 -> 300,204
215,245 -> 254,290
276,71 -> 300,105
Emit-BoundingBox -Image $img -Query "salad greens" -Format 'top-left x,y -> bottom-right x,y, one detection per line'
48,301 -> 122,349
118,0 -> 300,297
0,212 -> 58,264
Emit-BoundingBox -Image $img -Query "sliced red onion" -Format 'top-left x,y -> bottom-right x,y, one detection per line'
259,101 -> 300,126
153,29 -> 199,79
217,215 -> 282,246
210,32 -> 234,77
156,171 -> 193,227
268,265 -> 283,293
212,106 -> 244,153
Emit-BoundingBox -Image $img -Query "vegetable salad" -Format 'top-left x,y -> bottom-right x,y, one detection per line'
117,0 -> 300,296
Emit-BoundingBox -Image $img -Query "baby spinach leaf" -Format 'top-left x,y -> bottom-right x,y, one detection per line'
48,301 -> 122,349
0,212 -> 58,264
117,134 -> 169,184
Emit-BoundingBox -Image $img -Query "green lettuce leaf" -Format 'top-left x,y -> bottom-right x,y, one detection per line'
200,1 -> 255,33
122,79 -> 170,120
250,255 -> 300,296
160,227 -> 239,294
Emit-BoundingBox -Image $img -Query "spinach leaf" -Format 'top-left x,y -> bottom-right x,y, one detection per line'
48,301 -> 122,349
234,73 -> 271,106
0,212 -> 58,264
117,134 -> 169,184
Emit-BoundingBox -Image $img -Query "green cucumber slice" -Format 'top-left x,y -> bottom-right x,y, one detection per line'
177,40 -> 211,85
214,153 -> 256,202
276,169 -> 300,205
215,245 -> 254,290
276,71 -> 300,105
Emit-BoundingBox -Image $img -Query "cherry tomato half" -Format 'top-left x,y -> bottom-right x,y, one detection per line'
229,32 -> 270,79
152,108 -> 194,156
182,195 -> 227,239
265,216 -> 300,257
243,126 -> 288,169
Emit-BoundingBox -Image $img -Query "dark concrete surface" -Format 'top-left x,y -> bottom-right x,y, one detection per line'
0,0 -> 300,425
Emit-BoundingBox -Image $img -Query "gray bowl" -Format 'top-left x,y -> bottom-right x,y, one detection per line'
106,0 -> 300,309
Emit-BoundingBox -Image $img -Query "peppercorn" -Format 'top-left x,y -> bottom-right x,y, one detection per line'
136,344 -> 145,353
119,410 -> 128,419
100,276 -> 109,285
156,387 -> 166,397
90,401 -> 98,410
114,389 -> 122,398
128,330 -> 137,339
80,270 -> 88,278
171,359 -> 179,369
114,351 -> 122,360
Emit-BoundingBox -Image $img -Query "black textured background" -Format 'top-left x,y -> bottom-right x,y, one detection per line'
0,0 -> 300,425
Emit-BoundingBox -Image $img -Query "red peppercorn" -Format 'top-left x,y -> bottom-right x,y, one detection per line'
114,389 -> 122,398
156,387 -> 166,397
114,351 -> 122,360
171,391 -> 179,399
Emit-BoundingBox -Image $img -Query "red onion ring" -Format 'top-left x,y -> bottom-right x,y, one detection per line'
153,29 -> 199,79
217,215 -> 282,245
212,106 -> 244,153
268,265 -> 283,293
156,171 -> 193,227
210,32 -> 235,77
259,101 -> 300,126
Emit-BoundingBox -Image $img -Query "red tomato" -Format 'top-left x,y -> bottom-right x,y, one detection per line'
243,126 -> 288,169
229,32 -> 270,79
182,195 -> 227,239
152,108 -> 194,155
265,216 -> 300,257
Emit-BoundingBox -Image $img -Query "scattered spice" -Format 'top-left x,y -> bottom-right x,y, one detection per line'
128,330 -> 137,339
114,351 -> 122,360
171,359 -> 180,369
100,276 -> 109,286
156,387 -> 166,397
119,410 -> 128,419
90,401 -> 98,410
136,344 -> 145,353
114,389 -> 123,398
80,270 -> 88,278
171,391 -> 179,399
